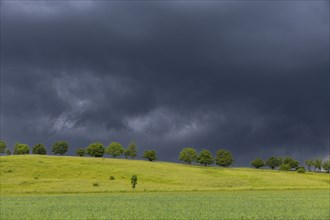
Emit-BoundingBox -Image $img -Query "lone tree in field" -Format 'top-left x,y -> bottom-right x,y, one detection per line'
86,142 -> 105,157
131,174 -> 137,189
32,143 -> 47,155
322,160 -> 330,173
124,141 -> 137,159
14,142 -> 30,155
197,149 -> 213,166
314,159 -> 322,172
283,156 -> 299,170
143,150 -> 157,161
179,148 -> 197,164
52,141 -> 69,155
76,148 -> 86,157
106,142 -> 124,158
215,149 -> 234,167
0,140 -> 7,154
251,158 -> 265,169
305,159 -> 315,172
266,156 -> 281,170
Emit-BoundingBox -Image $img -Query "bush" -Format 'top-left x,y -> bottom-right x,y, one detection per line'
86,142 -> 105,157
92,182 -> 99,186
32,144 -> 47,155
14,143 -> 30,155
279,164 -> 291,171
76,148 -> 86,157
297,167 -> 306,173
131,175 -> 137,189
109,176 -> 115,180
178,148 -> 197,164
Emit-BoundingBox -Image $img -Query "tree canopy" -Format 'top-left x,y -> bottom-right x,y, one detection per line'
124,141 -> 137,159
215,149 -> 234,167
143,150 -> 157,161
178,148 -> 197,164
86,142 -> 105,157
0,140 -> 7,154
265,156 -> 281,170
251,158 -> 265,169
197,149 -> 213,166
14,142 -> 30,155
106,142 -> 124,158
51,141 -> 69,155
32,143 -> 47,155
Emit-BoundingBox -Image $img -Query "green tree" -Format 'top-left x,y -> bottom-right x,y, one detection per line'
265,156 -> 281,170
178,148 -> 197,164
86,142 -> 105,157
76,148 -> 86,157
197,149 -> 213,166
6,149 -> 11,155
124,141 -> 137,159
314,159 -> 322,172
143,150 -> 157,161
51,141 -> 69,155
106,142 -> 124,158
32,143 -> 47,155
283,156 -> 299,170
251,158 -> 265,169
215,149 -> 234,167
14,142 -> 30,155
305,160 -> 315,172
0,140 -> 7,154
277,156 -> 284,166
131,174 -> 137,189
322,160 -> 330,173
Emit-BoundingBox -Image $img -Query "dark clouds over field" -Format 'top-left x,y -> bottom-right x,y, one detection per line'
1,1 -> 329,165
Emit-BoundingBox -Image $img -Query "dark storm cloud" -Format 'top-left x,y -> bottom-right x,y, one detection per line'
1,1 -> 329,165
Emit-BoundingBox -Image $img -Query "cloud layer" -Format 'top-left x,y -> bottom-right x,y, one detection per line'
1,1 -> 329,165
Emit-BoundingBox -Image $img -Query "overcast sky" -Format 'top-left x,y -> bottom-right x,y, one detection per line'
1,0 -> 329,165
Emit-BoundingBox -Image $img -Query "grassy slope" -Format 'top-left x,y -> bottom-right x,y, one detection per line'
0,155 -> 329,194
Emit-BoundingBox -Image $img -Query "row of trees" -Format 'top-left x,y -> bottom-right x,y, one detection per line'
1,140 -> 329,172
251,156 -> 330,173
0,140 -> 158,162
0,140 -> 69,156
179,148 -> 234,167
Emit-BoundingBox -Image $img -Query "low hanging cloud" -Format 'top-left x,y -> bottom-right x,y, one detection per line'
1,1 -> 329,165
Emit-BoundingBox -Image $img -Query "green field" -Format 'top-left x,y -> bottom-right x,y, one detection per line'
0,155 -> 329,219
1,190 -> 329,219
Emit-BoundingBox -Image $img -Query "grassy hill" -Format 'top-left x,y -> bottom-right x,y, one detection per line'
1,155 -> 329,194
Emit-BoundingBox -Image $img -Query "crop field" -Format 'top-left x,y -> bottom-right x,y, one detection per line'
0,155 -> 329,219
1,190 -> 329,219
